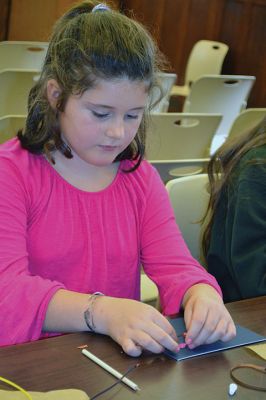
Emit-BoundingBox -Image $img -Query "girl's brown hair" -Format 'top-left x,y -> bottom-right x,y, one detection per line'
18,0 -> 166,170
201,116 -> 266,262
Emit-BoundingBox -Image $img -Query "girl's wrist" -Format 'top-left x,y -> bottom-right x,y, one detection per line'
182,283 -> 211,308
84,292 -> 105,333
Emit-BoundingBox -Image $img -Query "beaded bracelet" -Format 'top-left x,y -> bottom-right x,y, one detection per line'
84,292 -> 104,332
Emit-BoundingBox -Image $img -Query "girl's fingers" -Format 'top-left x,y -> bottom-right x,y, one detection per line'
220,319 -> 237,342
200,316 -> 236,346
184,305 -> 209,344
133,330 -> 165,354
121,329 -> 176,356
203,318 -> 228,345
185,306 -> 236,348
202,308 -> 236,344
186,316 -> 219,348
152,313 -> 178,341
121,338 -> 143,357
183,303 -> 193,332
121,320 -> 180,355
143,322 -> 180,353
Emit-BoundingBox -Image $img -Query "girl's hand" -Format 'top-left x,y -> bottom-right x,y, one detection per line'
182,284 -> 236,349
93,296 -> 180,357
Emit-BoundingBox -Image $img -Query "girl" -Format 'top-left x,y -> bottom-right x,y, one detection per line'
202,117 -> 266,302
0,1 -> 235,355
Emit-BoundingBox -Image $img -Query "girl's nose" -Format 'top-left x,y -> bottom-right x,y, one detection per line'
105,119 -> 125,139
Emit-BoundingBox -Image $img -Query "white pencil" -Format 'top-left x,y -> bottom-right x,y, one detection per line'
81,348 -> 140,391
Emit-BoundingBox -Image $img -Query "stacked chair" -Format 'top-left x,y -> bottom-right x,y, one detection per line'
0,115 -> 26,144
171,39 -> 229,98
166,174 -> 209,262
225,108 -> 266,141
0,41 -> 48,143
150,72 -> 177,113
145,113 -> 222,182
183,74 -> 256,153
0,70 -> 39,117
0,41 -> 48,71
140,272 -> 158,305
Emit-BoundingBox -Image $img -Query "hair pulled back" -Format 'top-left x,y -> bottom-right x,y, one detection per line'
18,1 -> 166,169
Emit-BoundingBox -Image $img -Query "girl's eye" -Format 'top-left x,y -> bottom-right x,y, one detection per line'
92,111 -> 110,119
126,114 -> 139,120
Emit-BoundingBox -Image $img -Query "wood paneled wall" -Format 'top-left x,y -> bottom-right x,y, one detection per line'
4,0 -> 120,41
7,0 -> 85,42
122,0 -> 266,107
0,0 -> 10,40
1,0 -> 265,106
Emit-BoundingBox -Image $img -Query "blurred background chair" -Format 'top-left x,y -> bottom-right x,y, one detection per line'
0,41 -> 48,72
0,69 -> 39,117
140,272 -> 158,305
150,72 -> 177,113
149,159 -> 210,184
0,115 -> 26,144
171,40 -> 229,98
183,74 -> 256,153
146,113 -> 222,182
166,174 -> 209,262
226,108 -> 266,141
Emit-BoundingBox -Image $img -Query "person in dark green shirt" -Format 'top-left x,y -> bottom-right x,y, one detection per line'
202,117 -> 266,302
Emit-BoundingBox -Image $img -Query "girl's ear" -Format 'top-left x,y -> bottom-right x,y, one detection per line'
47,79 -> 61,109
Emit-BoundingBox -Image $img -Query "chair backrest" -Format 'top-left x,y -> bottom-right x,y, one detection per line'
0,69 -> 39,118
166,174 -> 209,261
140,272 -> 158,303
0,115 -> 26,144
146,112 -> 222,180
0,41 -> 48,72
183,74 -> 256,153
146,113 -> 222,159
150,72 -> 177,113
184,40 -> 229,87
148,159 -> 209,183
227,108 -> 266,141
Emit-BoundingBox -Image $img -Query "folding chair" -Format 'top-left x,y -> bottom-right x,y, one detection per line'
0,115 -> 26,144
166,174 -> 209,261
183,74 -> 256,153
150,72 -> 177,113
171,40 -> 228,97
146,113 -> 222,182
226,108 -> 266,141
0,69 -> 39,117
0,41 -> 48,72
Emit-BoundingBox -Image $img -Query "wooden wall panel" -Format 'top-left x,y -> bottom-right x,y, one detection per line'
122,1 -> 229,85
0,0 -> 11,40
7,0 -> 77,41
221,0 -> 266,106
170,0 -> 226,82
159,0 -> 191,78
7,0 -> 120,41
121,0 -> 166,43
122,0 -> 265,107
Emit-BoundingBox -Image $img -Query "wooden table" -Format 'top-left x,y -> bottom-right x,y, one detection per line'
0,297 -> 265,399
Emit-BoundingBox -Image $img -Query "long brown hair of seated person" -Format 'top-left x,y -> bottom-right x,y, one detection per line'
201,116 -> 266,263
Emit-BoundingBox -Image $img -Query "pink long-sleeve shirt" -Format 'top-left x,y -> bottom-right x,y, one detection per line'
0,138 -> 221,346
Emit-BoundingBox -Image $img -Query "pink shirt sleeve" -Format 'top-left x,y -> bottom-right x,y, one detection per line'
140,166 -> 222,315
0,156 -> 65,345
